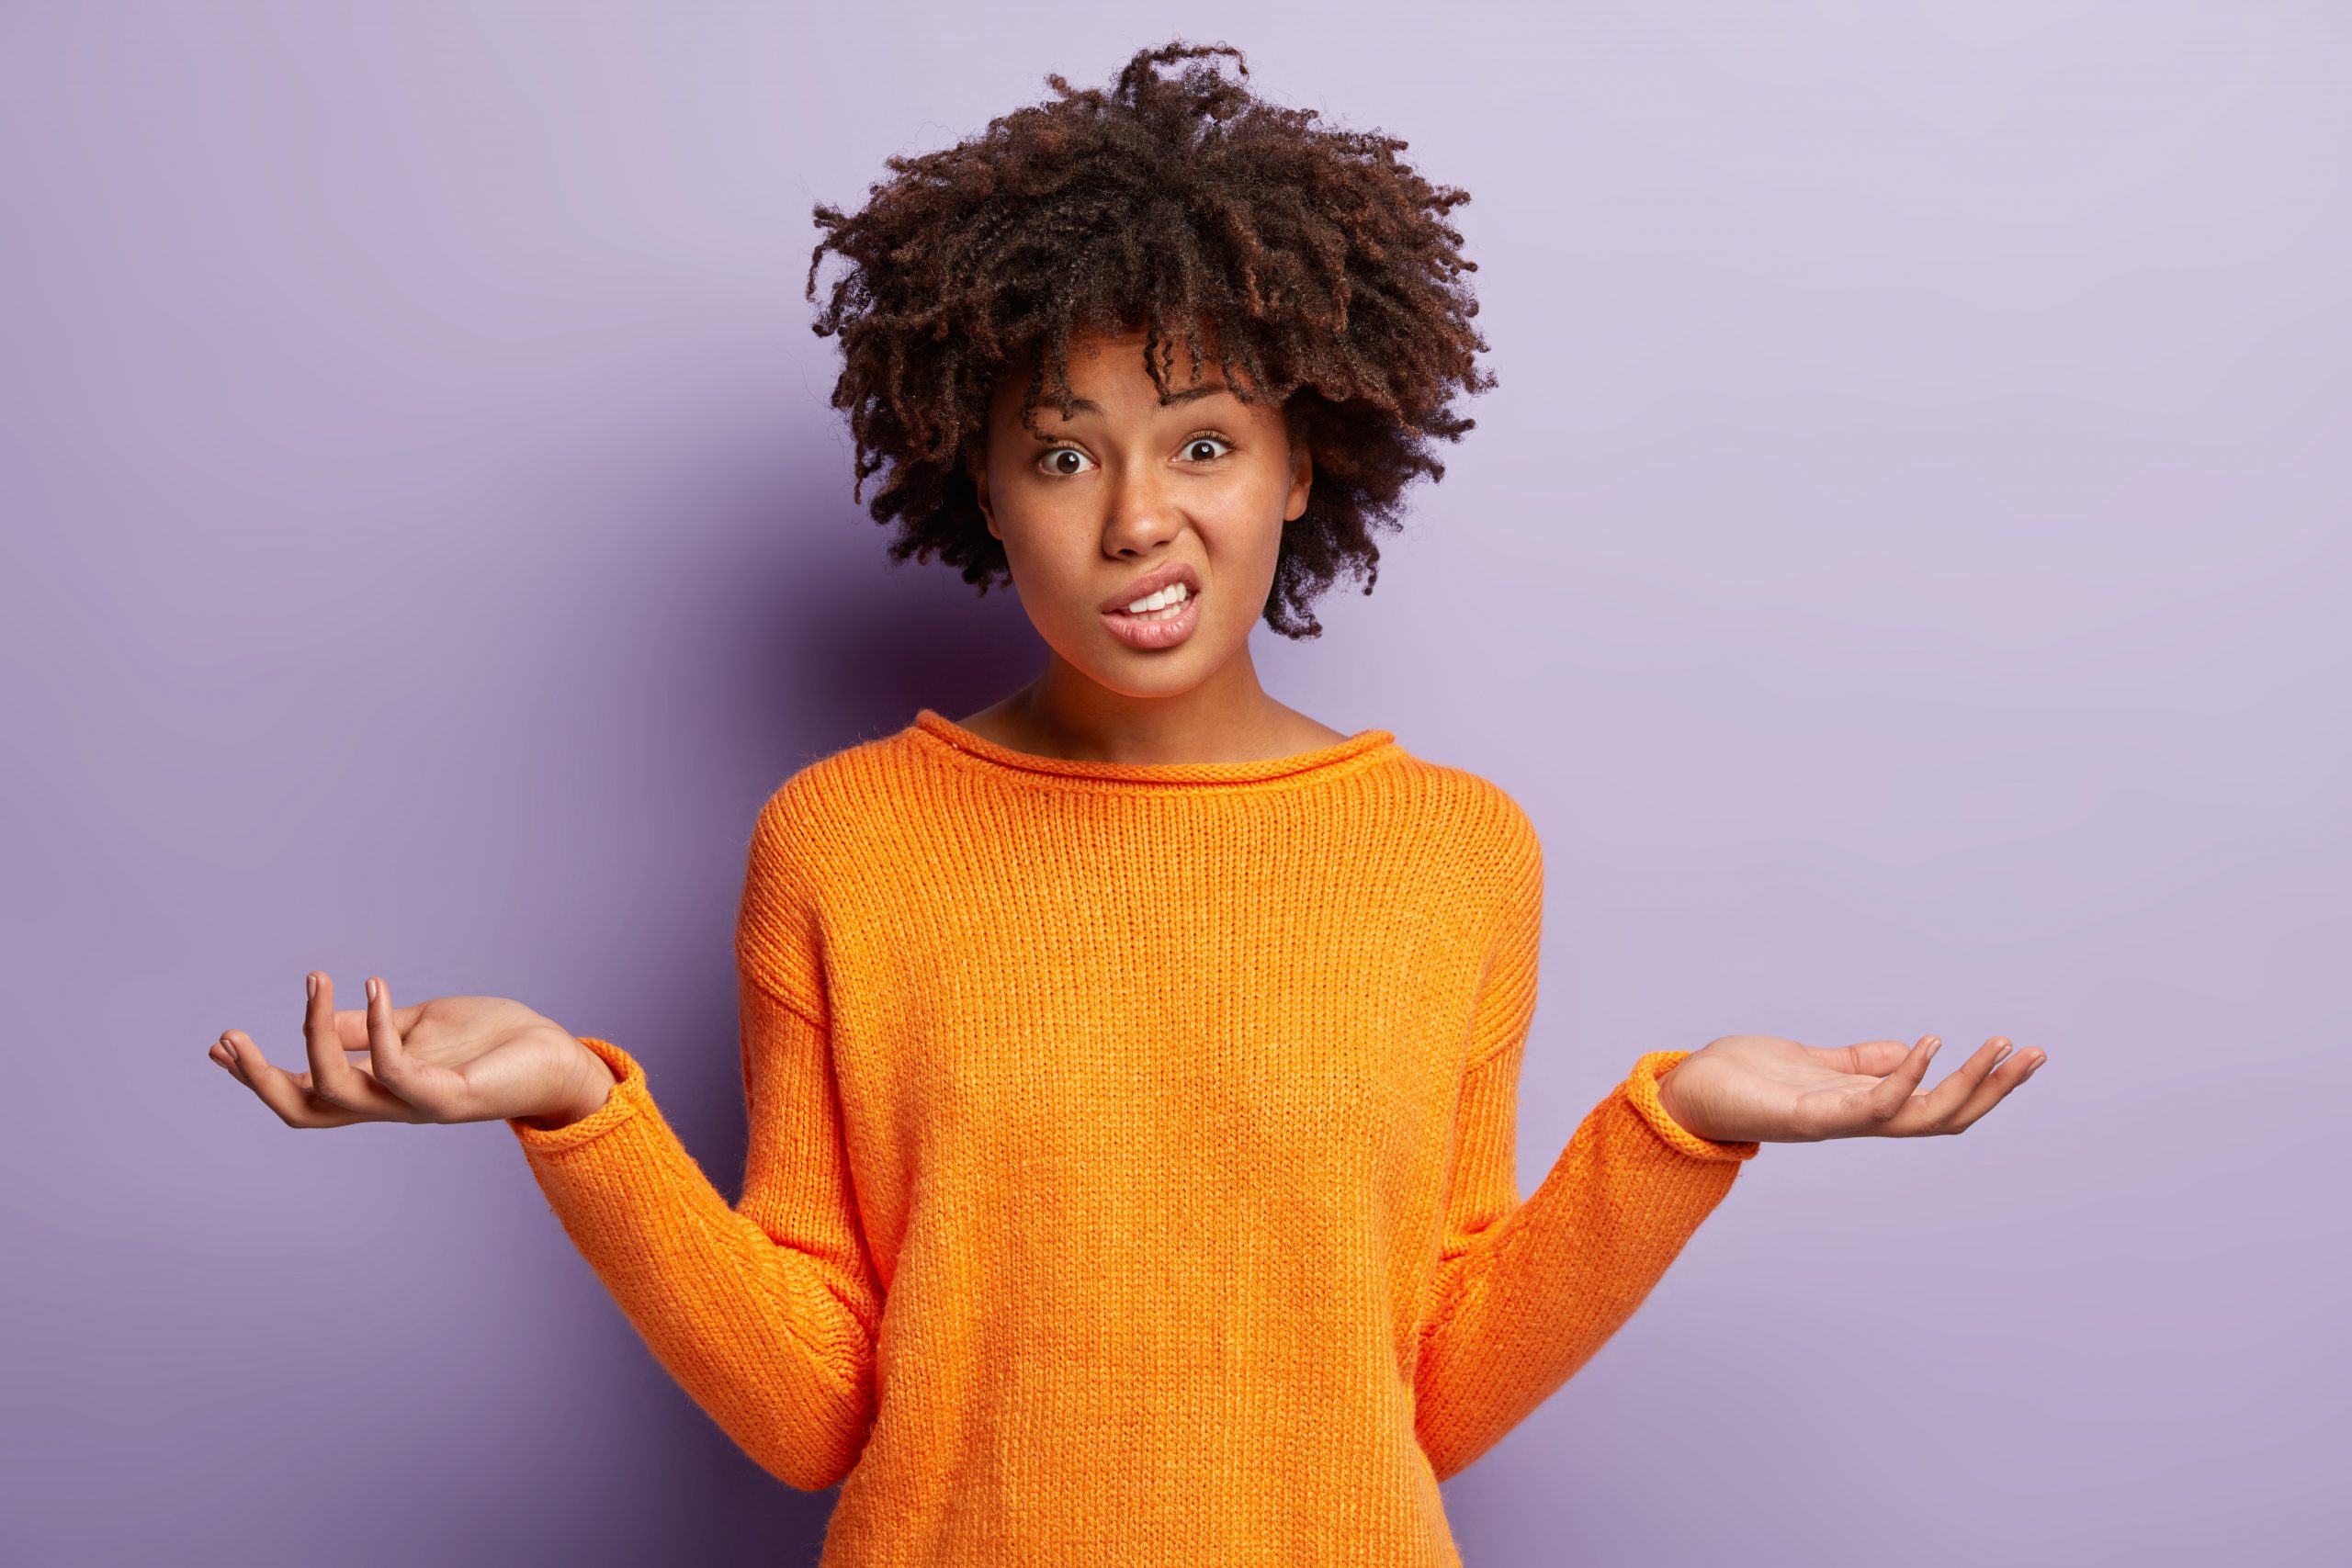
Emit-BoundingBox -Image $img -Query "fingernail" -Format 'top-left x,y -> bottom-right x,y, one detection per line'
306,973 -> 317,1000
367,977 -> 379,1003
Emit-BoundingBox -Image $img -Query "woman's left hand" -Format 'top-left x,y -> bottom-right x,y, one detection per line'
1657,1033 -> 2045,1144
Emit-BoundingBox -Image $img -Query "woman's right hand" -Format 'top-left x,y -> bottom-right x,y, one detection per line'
208,971 -> 616,1131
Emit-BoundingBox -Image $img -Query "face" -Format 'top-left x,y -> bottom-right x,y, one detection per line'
968,327 -> 1312,701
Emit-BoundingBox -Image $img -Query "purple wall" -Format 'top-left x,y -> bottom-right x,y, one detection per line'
5,5 -> 2343,1563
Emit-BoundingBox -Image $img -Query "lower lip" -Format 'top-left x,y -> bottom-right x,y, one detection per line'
1100,591 -> 1203,649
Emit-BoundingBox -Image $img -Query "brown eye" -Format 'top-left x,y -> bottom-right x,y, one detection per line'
1039,446 -> 1094,476
1183,436 -> 1234,463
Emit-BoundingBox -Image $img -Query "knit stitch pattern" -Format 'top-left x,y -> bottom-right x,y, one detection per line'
509,708 -> 1758,1565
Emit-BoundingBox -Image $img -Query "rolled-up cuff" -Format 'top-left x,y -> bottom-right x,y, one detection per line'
1623,1050 -> 1761,1163
505,1036 -> 640,1156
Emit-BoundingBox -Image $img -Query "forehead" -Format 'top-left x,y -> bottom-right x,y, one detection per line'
992,326 -> 1239,417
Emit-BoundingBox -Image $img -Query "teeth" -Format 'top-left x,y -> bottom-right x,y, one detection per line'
1122,581 -> 1191,615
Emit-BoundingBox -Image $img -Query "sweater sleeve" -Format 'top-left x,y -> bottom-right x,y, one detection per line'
504,801 -> 883,1492
1412,827 -> 1759,1483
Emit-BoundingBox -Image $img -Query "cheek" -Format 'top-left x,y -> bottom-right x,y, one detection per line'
1210,473 -> 1293,564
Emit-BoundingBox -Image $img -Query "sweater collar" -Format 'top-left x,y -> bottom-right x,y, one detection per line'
909,708 -> 1398,789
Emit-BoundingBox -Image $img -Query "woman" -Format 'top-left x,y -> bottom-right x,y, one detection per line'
206,40 -> 2043,1565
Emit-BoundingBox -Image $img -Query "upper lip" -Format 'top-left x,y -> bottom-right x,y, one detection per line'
1100,560 -> 1202,614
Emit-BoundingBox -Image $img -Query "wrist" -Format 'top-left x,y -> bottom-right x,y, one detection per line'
1654,1058 -> 1702,1137
526,1042 -> 620,1131
1627,1049 -> 1759,1162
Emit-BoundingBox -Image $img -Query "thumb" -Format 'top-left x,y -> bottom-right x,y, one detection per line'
361,977 -> 442,1118
1828,1037 -> 1930,1077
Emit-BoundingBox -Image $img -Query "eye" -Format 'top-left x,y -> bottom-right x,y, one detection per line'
1036,446 -> 1096,477
1181,434 -> 1235,463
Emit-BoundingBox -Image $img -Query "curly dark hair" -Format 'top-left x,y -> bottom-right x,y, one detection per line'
804,39 -> 1497,639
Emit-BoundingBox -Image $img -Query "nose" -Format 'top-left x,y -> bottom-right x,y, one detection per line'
1099,454 -> 1183,556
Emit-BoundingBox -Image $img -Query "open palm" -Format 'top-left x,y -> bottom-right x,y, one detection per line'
206,971 -> 598,1129
1659,1032 -> 2046,1145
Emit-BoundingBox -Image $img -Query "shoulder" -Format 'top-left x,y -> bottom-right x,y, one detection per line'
1381,750 -> 1543,878
747,726 -> 928,876
735,727 -> 924,1014
1380,751 -> 1544,971
741,726 -> 922,900
1385,761 -> 1546,1014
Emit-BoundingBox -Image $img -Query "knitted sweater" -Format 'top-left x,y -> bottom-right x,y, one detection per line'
508,707 -> 1758,1565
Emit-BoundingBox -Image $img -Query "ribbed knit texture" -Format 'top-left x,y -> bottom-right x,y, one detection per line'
509,708 -> 1758,1565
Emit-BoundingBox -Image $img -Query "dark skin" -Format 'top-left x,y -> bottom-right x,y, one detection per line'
954,325 -> 1343,766
203,327 -> 2046,1138
954,700 -> 1346,762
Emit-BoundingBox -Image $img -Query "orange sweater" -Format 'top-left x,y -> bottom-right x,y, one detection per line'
508,708 -> 1758,1564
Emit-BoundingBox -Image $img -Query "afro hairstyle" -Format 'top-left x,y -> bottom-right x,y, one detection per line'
804,38 -> 1497,639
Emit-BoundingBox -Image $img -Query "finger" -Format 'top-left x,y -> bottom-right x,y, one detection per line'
1863,1036 -> 2006,1134
221,1034 -> 394,1099
302,972 -> 368,1109
210,1036 -> 275,1093
1812,1038 -> 1920,1077
1815,1034 -> 1942,1137
1787,1034 -> 1938,1146
219,1026 -> 376,1129
300,973 -> 417,1121
359,976 -> 431,1122
330,996 -> 425,1053
323,976 -> 424,1122
1939,1041 -> 2048,1134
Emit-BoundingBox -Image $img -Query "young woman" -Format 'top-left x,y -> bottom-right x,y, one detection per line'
207,40 -> 2043,1565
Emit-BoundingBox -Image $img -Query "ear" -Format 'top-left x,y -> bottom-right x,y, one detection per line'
1283,435 -> 1314,523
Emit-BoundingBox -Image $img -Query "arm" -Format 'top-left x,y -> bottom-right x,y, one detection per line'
1413,833 -> 1758,1483
505,804 -> 883,1492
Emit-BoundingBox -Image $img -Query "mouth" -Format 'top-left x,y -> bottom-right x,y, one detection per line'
1100,581 -> 1204,649
1098,560 -> 1203,615
1105,581 -> 1197,623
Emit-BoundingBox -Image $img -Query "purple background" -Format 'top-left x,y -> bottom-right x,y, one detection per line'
5,5 -> 2343,1564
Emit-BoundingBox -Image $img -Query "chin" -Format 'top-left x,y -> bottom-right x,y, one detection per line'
1065,637 -> 1227,700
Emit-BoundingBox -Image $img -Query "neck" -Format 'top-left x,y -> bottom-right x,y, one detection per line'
981,650 -> 1313,766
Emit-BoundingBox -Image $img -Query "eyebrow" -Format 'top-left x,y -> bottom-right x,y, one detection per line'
1027,384 -> 1229,437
